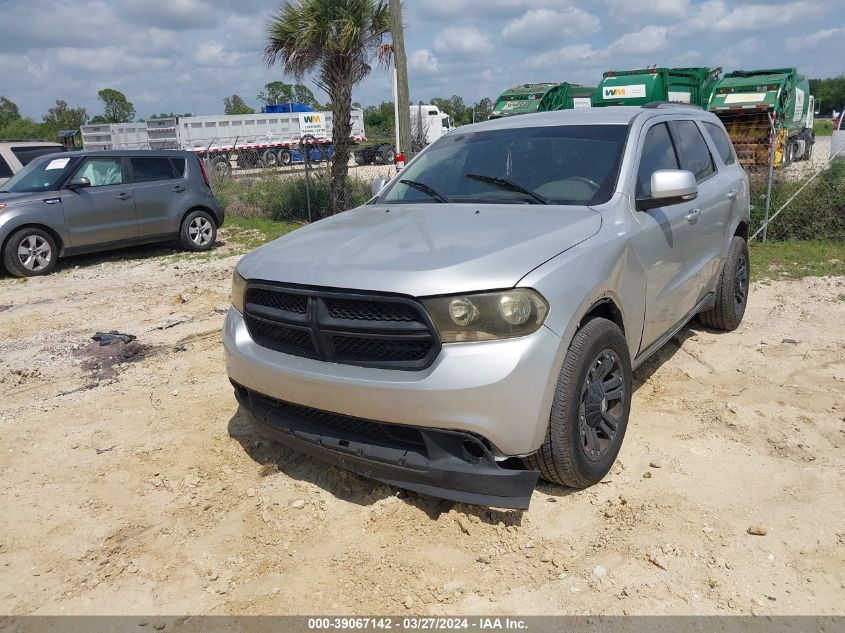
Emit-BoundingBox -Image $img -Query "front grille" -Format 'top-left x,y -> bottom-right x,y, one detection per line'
243,283 -> 440,370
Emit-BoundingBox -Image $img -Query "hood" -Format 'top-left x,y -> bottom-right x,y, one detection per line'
237,203 -> 601,297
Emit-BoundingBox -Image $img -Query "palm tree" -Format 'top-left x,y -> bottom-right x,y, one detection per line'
265,0 -> 391,216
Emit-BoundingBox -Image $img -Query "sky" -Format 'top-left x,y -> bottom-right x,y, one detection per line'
0,0 -> 842,120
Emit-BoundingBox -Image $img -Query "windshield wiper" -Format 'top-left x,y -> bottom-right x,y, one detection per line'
465,173 -> 550,205
399,179 -> 449,203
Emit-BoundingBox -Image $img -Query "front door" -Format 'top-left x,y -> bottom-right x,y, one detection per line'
60,156 -> 137,247
630,121 -> 716,351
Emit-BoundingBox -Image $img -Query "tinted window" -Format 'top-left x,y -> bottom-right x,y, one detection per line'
131,157 -> 177,183
74,158 -> 125,187
0,156 -> 12,179
11,145 -> 66,166
636,123 -> 679,198
170,158 -> 186,177
703,122 -> 735,165
380,124 -> 628,206
669,120 -> 715,181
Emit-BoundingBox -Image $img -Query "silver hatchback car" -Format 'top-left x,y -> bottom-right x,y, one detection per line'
225,104 -> 750,508
0,150 -> 224,277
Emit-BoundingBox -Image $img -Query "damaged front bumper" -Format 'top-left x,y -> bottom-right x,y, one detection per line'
232,382 -> 539,509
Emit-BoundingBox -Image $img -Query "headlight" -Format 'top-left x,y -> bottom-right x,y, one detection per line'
231,269 -> 246,313
422,289 -> 549,342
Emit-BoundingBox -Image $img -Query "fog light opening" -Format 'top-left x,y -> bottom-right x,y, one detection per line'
463,440 -> 485,461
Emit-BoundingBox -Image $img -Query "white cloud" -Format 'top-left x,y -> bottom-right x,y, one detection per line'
681,0 -> 823,33
433,26 -> 493,58
604,0 -> 689,19
408,49 -> 440,75
526,44 -> 610,70
194,41 -> 249,68
787,26 -> 844,50
502,8 -> 600,45
610,25 -> 669,55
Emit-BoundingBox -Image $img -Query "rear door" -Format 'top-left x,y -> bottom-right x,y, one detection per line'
129,156 -> 188,237
668,119 -> 730,296
60,156 -> 137,247
630,120 -> 714,350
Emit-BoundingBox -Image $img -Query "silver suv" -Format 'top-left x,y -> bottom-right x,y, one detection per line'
225,104 -> 750,508
0,150 -> 224,277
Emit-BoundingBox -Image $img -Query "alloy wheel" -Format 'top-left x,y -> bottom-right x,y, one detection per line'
17,235 -> 52,272
578,349 -> 625,462
189,217 -> 213,246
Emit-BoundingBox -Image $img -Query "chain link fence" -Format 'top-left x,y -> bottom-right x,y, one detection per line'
747,133 -> 845,243
208,141 -> 396,223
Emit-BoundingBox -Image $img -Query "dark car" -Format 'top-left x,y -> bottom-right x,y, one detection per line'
353,143 -> 396,166
0,150 -> 224,277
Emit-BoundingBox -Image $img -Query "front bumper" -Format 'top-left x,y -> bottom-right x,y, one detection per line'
224,307 -> 563,456
233,383 -> 539,508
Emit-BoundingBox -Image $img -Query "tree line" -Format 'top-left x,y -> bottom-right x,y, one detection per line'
363,95 -> 493,140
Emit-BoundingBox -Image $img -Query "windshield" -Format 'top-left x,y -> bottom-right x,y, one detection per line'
0,155 -> 74,193
379,124 -> 628,206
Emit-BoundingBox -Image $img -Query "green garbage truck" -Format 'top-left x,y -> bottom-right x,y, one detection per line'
593,67 -> 722,107
489,83 -> 595,119
707,68 -> 815,166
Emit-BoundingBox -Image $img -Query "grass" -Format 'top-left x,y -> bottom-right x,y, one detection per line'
222,216 -> 302,250
750,240 -> 845,281
813,119 -> 834,136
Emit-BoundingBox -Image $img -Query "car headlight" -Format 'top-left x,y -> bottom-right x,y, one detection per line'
422,289 -> 549,342
231,269 -> 246,313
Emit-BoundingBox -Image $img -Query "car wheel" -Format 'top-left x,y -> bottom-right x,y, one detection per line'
698,236 -> 749,331
380,146 -> 396,164
524,317 -> 632,488
278,149 -> 293,166
3,227 -> 58,277
179,210 -> 217,252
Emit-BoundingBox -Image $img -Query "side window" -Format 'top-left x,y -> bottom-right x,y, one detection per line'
668,120 -> 715,181
0,155 -> 12,179
703,122 -> 735,165
74,158 -> 125,187
636,123 -> 679,198
170,158 -> 186,178
131,157 -> 177,183
11,145 -> 66,166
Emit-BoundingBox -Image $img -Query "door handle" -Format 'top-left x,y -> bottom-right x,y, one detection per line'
116,192 -> 133,200
686,208 -> 701,223
727,189 -> 738,199
173,185 -> 186,192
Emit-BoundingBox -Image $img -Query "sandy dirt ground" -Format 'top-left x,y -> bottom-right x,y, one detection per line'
0,233 -> 843,616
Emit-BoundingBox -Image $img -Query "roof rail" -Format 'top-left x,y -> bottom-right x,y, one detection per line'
641,101 -> 703,110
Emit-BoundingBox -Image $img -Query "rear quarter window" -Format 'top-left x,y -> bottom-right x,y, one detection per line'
170,158 -> 186,177
11,145 -> 66,166
0,155 -> 12,179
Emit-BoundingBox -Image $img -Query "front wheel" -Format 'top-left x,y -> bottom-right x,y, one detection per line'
178,210 -> 217,252
524,317 -> 632,488
698,236 -> 749,331
3,227 -> 58,277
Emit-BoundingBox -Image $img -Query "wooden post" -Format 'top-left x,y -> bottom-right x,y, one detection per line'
389,0 -> 412,158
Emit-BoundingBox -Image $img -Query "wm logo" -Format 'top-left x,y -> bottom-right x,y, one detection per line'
604,88 -> 626,97
303,115 -> 321,123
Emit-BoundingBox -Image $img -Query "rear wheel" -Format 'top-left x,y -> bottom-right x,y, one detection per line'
699,236 -> 749,331
262,149 -> 278,166
3,227 -> 58,277
524,318 -> 632,488
209,157 -> 231,177
178,210 -> 217,252
278,149 -> 293,166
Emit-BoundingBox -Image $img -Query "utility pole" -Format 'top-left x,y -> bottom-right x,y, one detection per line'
389,0 -> 412,157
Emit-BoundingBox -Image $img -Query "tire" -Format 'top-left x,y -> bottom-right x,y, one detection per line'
178,210 -> 217,252
209,157 -> 231,178
698,236 -> 749,331
3,227 -> 58,277
524,317 -> 632,488
262,149 -> 278,167
278,149 -> 292,166
380,146 -> 396,164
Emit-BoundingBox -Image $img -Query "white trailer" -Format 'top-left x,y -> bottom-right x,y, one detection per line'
409,104 -> 452,146
146,109 -> 366,175
82,110 -> 366,175
80,123 -> 150,150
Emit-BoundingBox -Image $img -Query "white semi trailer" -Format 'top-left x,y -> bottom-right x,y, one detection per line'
82,109 -> 366,175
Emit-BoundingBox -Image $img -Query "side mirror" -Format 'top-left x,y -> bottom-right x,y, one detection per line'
371,176 -> 390,197
636,169 -> 697,211
66,177 -> 91,190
